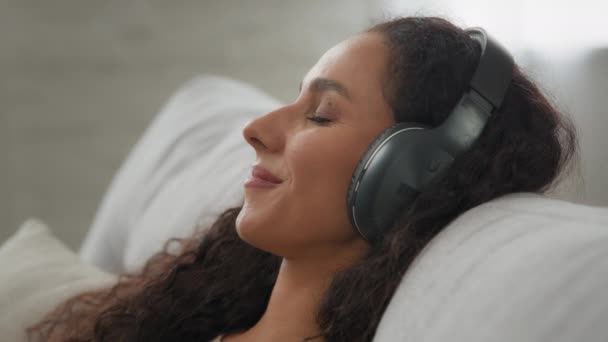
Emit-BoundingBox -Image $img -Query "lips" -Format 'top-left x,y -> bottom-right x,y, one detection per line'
251,165 -> 283,184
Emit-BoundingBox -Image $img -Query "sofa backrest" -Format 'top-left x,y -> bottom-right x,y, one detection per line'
374,192 -> 608,342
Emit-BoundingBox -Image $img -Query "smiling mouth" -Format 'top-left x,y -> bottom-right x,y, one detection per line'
244,175 -> 282,188
251,165 -> 284,184
244,164 -> 284,189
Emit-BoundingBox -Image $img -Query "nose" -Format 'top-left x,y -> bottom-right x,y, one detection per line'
242,106 -> 288,153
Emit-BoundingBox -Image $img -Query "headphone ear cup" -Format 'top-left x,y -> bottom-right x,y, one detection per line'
347,122 -> 430,244
347,124 -> 404,209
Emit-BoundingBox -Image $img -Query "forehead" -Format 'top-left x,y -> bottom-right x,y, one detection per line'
302,33 -> 389,102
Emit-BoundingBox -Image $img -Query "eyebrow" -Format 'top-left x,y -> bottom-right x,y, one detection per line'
299,77 -> 352,101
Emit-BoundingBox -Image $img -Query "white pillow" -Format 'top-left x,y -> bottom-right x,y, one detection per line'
79,74 -> 283,274
374,192 -> 608,342
0,219 -> 117,342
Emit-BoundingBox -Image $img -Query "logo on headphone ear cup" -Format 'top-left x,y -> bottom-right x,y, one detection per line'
347,122 -> 431,244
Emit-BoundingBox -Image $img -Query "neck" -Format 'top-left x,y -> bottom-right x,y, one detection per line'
252,259 -> 330,340
246,240 -> 369,341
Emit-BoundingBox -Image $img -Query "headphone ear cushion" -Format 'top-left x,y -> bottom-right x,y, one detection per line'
347,122 -> 430,243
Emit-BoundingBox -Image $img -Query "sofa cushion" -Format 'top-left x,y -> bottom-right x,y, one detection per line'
0,219 -> 116,342
373,192 -> 608,342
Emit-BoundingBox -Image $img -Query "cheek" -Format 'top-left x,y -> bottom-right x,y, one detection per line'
235,130 -> 372,255
286,132 -> 363,233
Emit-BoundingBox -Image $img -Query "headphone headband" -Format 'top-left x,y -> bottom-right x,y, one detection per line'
465,27 -> 514,111
434,28 -> 514,157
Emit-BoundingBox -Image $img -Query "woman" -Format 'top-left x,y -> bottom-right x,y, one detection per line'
28,16 -> 577,342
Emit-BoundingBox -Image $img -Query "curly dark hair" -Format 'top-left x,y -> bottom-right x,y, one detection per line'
27,16 -> 578,342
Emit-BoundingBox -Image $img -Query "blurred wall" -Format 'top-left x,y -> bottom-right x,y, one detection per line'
0,0 -> 376,249
572,49 -> 608,204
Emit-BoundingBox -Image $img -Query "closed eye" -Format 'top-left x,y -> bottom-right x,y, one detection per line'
307,115 -> 332,125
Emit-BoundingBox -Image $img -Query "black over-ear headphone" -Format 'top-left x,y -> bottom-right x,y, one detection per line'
346,27 -> 514,245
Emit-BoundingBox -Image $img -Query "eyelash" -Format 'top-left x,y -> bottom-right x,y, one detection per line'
307,115 -> 332,125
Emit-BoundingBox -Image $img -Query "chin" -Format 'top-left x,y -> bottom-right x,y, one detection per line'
235,212 -> 273,251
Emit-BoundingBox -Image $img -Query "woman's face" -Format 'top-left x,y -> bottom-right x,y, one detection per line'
236,32 -> 396,260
